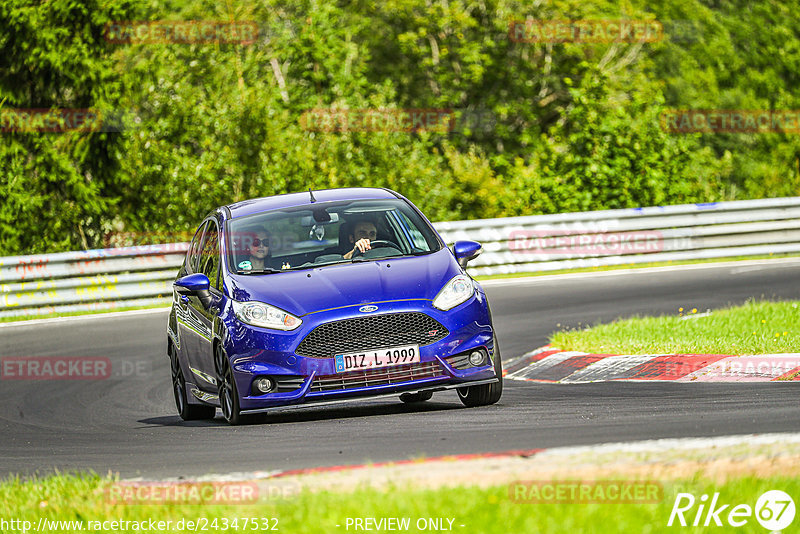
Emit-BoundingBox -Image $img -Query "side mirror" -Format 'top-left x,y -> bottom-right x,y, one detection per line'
174,273 -> 213,309
453,240 -> 482,268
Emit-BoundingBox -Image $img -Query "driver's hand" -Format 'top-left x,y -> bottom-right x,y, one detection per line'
344,238 -> 371,259
354,238 -> 371,254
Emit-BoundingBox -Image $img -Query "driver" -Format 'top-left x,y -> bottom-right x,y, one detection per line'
342,220 -> 378,260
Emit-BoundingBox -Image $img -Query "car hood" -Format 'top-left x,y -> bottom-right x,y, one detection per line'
227,248 -> 461,316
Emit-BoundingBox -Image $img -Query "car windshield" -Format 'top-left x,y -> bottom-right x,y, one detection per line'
226,198 -> 442,274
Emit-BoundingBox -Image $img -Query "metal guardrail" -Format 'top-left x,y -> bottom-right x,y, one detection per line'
2,197 -> 799,318
0,244 -> 188,318
439,196 -> 800,276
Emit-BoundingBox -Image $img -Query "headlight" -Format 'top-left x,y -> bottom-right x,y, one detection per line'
432,274 -> 475,311
231,300 -> 302,330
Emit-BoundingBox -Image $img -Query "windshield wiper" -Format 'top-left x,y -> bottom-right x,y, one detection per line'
313,259 -> 351,267
237,268 -> 282,275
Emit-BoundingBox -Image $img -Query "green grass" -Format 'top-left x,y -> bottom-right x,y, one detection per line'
473,252 -> 800,281
550,299 -> 800,355
1,473 -> 797,533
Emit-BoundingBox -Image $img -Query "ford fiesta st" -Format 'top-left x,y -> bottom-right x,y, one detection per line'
167,187 -> 502,424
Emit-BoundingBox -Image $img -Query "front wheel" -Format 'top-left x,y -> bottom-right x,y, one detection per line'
170,343 -> 216,421
216,345 -> 243,425
457,337 -> 503,407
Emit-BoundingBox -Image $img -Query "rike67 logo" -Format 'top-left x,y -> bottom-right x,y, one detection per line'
668,490 -> 795,530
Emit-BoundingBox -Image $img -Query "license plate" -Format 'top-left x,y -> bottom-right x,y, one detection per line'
334,344 -> 420,373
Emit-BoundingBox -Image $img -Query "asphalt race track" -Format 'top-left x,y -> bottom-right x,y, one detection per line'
1,259 -> 799,479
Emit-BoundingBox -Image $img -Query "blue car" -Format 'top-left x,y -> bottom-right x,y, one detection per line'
167,187 -> 502,424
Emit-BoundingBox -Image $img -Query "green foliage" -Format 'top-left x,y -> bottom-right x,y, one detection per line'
507,68 -> 728,214
0,0 -> 140,254
2,0 -> 799,254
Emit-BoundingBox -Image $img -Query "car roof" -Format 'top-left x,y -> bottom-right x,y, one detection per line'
225,187 -> 401,219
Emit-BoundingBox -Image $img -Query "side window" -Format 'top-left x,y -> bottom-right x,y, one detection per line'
199,223 -> 221,291
187,222 -> 208,273
391,210 -> 428,250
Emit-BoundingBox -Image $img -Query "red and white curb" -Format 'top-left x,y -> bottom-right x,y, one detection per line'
504,346 -> 800,383
127,449 -> 546,482
269,449 -> 544,479
132,432 -> 800,483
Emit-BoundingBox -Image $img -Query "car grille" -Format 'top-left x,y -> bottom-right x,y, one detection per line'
295,312 -> 449,359
309,361 -> 445,393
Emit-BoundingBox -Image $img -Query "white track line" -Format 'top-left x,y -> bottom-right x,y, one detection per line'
536,432 -> 800,458
0,306 -> 170,329
3,258 -> 798,326
480,257 -> 800,286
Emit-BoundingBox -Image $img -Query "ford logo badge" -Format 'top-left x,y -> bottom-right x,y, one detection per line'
359,305 -> 378,313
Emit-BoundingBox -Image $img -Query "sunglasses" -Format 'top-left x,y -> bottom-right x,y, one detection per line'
250,238 -> 269,247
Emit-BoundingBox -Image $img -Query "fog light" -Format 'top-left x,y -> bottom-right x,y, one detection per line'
468,350 -> 485,366
254,377 -> 274,393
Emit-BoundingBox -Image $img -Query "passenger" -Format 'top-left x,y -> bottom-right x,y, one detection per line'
237,229 -> 272,271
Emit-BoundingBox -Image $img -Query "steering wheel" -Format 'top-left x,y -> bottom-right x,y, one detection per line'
353,240 -> 402,257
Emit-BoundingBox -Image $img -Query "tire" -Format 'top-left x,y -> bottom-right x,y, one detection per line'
457,337 -> 503,407
216,344 -> 243,425
170,343 -> 216,421
399,391 -> 433,403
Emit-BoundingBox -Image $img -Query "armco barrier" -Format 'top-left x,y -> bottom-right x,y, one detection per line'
1,244 -> 188,318
441,196 -> 800,276
1,197 -> 799,318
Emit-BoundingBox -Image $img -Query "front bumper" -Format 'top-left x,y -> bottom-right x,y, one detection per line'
223,295 -> 497,410
240,377 -> 499,415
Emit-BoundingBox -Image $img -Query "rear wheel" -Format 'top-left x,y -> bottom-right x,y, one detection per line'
170,343 -> 216,421
217,345 -> 243,425
457,337 -> 503,407
399,391 -> 433,403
